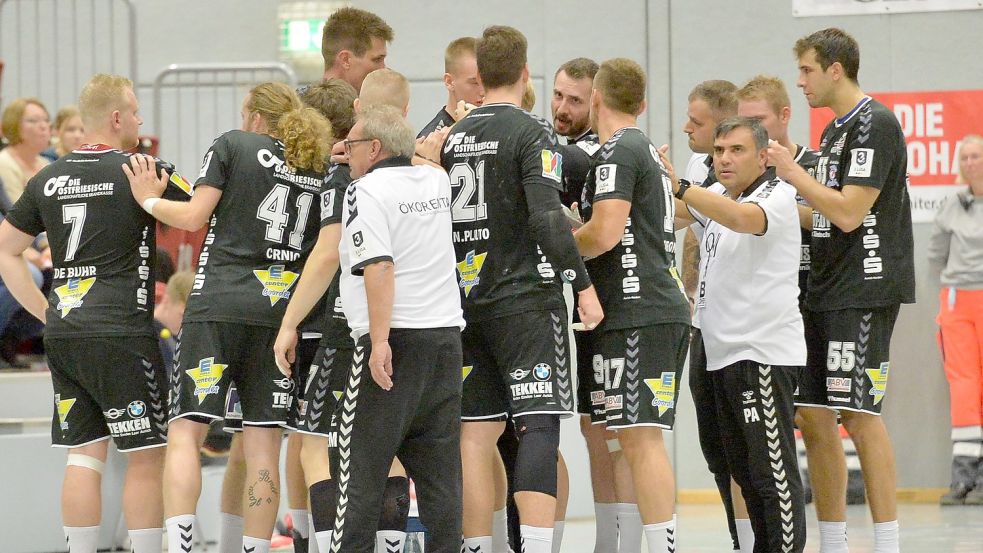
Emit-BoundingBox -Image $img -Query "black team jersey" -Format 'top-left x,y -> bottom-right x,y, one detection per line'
5,144 -> 193,337
440,103 -> 566,322
318,162 -> 353,348
793,144 -> 820,303
560,129 -> 600,208
809,97 -> 915,311
184,130 -> 325,328
580,127 -> 690,330
417,107 -> 456,139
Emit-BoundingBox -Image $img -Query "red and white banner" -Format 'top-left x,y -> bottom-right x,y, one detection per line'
793,0 -> 983,17
808,89 -> 983,222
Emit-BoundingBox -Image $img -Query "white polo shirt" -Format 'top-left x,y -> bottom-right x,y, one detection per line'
339,156 -> 465,340
689,170 -> 806,371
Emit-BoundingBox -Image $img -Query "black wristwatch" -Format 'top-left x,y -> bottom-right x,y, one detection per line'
674,178 -> 692,200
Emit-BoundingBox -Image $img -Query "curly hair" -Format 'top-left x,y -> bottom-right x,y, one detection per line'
278,106 -> 333,173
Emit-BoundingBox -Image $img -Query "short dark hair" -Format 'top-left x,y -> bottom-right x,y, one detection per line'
688,80 -> 738,122
445,37 -> 478,74
715,116 -> 769,151
476,26 -> 527,90
595,58 -> 645,115
555,57 -> 598,81
300,79 -> 358,141
794,27 -> 860,82
321,7 -> 393,65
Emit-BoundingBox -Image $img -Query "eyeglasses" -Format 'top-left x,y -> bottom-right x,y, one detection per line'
343,138 -> 374,155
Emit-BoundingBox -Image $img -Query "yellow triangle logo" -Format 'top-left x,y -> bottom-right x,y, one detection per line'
333,391 -> 343,402
456,251 -> 487,297
643,372 -> 677,416
865,363 -> 889,406
186,357 -> 227,404
55,394 -> 76,429
462,365 -> 474,382
53,277 -> 97,317
253,264 -> 300,306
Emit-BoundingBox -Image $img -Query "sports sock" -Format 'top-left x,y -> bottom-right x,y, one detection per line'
519,525 -> 553,553
594,503 -> 619,553
308,514 -> 318,553
616,503 -> 642,553
735,518 -> 754,553
463,535 -> 494,553
242,535 -> 271,553
873,520 -> 899,553
165,515 -> 196,553
290,509 -> 311,538
129,527 -> 163,553
218,512 -> 244,553
492,508 -> 509,553
818,521 -> 848,553
642,518 -> 675,553
64,525 -> 100,553
314,529 -> 333,553
376,529 -> 406,553
551,521 -> 565,553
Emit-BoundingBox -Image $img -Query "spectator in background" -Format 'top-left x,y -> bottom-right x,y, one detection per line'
41,105 -> 85,162
154,270 -> 194,368
0,97 -> 51,205
928,134 -> 983,506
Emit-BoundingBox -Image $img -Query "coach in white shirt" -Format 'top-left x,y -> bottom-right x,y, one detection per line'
666,116 -> 807,553
331,104 -> 465,553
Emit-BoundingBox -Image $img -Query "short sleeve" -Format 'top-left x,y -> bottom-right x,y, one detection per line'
194,133 -> 233,190
748,182 -> 797,237
520,119 -> 564,193
344,182 -> 392,275
4,176 -> 45,236
152,157 -> 194,201
320,165 -> 348,228
841,110 -> 903,191
592,143 -> 641,203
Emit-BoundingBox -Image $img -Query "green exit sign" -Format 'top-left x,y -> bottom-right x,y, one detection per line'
280,18 -> 325,53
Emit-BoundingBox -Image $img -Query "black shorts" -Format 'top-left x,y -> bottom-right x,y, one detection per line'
224,336 -> 321,433
596,323 -> 689,430
295,345 -> 353,437
796,305 -> 900,415
171,322 -> 295,427
574,330 -> 606,423
46,335 -> 168,452
461,309 -> 574,420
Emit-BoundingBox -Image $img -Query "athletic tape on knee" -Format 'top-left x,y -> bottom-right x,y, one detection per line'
67,454 -> 105,474
378,476 -> 410,531
606,438 -> 622,453
514,414 -> 560,496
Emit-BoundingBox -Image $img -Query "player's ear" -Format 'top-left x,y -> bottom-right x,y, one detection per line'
338,50 -> 352,70
780,106 -> 791,125
521,65 -> 530,85
637,98 -> 647,117
443,73 -> 453,91
353,98 -> 361,114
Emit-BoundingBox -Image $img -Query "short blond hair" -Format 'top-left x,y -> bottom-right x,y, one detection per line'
445,37 -> 478,75
595,58 -> 646,115
78,74 -> 132,130
1,97 -> 48,144
522,81 -> 536,111
358,69 -> 410,112
165,271 -> 195,305
321,7 -> 393,66
688,80 -> 738,121
737,75 -> 791,117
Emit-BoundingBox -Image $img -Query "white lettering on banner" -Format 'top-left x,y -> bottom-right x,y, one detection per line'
892,103 -> 960,177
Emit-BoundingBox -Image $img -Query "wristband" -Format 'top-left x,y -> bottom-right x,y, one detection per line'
674,179 -> 692,200
142,197 -> 160,215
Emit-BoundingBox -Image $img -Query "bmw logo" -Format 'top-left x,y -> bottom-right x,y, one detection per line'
127,400 -> 147,418
533,363 -> 551,381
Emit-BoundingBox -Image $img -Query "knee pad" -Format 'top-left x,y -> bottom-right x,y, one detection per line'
308,479 -> 338,532
67,454 -> 104,474
378,476 -> 410,531
513,414 -> 560,496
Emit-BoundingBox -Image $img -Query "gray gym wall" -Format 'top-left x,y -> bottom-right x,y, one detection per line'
3,0 -> 981,520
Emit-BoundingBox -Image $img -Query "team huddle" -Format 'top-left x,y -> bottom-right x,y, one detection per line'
0,7 -> 915,553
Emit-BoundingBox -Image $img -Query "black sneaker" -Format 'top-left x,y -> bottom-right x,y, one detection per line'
940,482 -> 973,505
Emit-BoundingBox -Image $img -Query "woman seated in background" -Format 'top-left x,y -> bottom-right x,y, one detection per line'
0,97 -> 51,206
928,134 -> 983,506
41,105 -> 84,162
